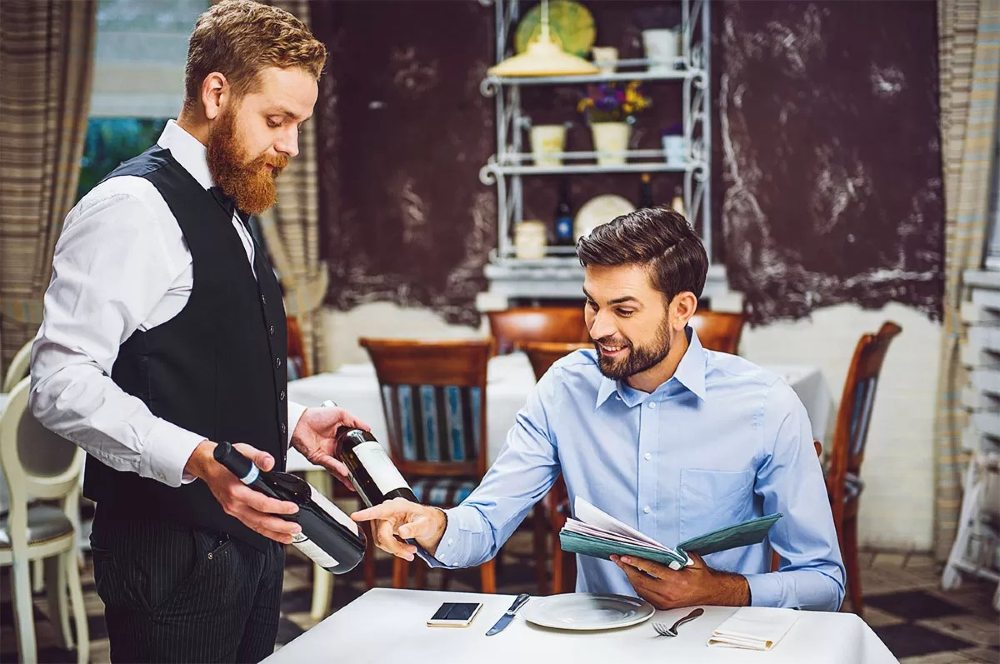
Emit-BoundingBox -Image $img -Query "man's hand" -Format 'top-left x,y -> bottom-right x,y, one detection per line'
611,552 -> 750,610
291,405 -> 370,490
351,498 -> 447,561
184,440 -> 301,544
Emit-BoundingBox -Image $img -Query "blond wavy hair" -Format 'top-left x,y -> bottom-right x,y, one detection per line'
184,0 -> 327,110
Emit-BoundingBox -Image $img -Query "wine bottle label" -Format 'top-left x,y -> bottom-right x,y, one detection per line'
308,485 -> 360,536
353,441 -> 410,496
239,465 -> 259,485
291,532 -> 339,568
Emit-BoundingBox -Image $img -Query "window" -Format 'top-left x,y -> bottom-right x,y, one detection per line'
77,0 -> 207,201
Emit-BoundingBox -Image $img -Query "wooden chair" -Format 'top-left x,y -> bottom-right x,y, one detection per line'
0,378 -> 89,664
825,322 -> 902,616
521,341 -> 593,595
359,338 -> 497,593
689,311 -> 745,354
486,306 -> 590,355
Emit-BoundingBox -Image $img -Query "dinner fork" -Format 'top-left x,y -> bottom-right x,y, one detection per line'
652,608 -> 705,637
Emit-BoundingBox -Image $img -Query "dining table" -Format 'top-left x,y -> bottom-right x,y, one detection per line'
286,351 -> 834,471
263,588 -> 898,664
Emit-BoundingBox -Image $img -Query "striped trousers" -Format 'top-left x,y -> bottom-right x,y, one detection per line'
91,512 -> 285,663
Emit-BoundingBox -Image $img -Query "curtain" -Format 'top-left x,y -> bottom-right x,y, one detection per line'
259,0 -> 327,374
0,0 -> 97,372
933,0 -> 1000,560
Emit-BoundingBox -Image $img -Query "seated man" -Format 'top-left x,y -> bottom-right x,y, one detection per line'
353,207 -> 845,611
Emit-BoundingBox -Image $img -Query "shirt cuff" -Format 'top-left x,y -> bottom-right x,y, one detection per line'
287,401 -> 307,447
416,506 -> 476,568
141,418 -> 208,487
744,573 -> 782,607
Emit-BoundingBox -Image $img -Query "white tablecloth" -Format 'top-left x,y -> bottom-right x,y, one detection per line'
264,589 -> 897,664
287,353 -> 833,471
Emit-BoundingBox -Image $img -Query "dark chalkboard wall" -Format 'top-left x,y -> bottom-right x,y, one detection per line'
311,0 -> 943,326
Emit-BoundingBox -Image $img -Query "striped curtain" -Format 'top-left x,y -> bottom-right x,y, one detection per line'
0,0 -> 97,372
933,0 -> 1000,560
259,0 -> 327,374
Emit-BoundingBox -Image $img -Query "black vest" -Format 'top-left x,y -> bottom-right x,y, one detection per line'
84,147 -> 288,549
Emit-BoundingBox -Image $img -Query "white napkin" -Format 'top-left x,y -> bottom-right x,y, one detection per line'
708,607 -> 799,651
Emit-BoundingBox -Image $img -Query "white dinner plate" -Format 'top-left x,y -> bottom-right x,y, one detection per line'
522,593 -> 655,631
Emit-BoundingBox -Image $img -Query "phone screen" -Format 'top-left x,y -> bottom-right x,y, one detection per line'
428,602 -> 483,626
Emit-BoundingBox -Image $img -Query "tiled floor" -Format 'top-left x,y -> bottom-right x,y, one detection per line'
1,532 -> 997,663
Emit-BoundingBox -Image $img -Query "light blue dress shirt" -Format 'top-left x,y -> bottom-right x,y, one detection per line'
425,329 -> 846,611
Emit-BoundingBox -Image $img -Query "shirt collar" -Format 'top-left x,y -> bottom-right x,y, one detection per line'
156,119 -> 213,191
594,325 -> 708,409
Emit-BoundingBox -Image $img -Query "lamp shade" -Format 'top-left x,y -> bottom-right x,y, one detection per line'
488,34 -> 599,77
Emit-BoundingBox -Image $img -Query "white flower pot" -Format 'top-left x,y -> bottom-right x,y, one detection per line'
530,125 -> 566,168
590,122 -> 631,166
642,29 -> 681,73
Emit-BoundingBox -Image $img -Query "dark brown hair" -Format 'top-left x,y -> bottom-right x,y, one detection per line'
184,0 -> 327,111
576,207 -> 709,300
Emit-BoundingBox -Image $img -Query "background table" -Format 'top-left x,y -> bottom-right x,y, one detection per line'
264,588 -> 897,664
287,353 -> 834,471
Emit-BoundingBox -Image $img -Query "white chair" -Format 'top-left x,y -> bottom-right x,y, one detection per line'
0,377 -> 89,664
2,340 -> 32,392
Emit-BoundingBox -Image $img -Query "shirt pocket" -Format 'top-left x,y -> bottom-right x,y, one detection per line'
679,468 -> 755,543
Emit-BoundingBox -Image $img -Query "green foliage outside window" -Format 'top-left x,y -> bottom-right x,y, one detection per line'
76,118 -> 168,201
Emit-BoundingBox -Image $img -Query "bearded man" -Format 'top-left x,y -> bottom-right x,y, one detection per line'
353,207 -> 846,613
29,2 -> 365,660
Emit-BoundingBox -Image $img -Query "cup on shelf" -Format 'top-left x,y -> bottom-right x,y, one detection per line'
514,220 -> 548,260
662,134 -> 686,166
642,28 -> 681,73
530,124 -> 567,168
591,46 -> 618,76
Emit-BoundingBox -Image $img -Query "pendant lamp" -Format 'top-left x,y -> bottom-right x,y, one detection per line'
488,0 -> 598,78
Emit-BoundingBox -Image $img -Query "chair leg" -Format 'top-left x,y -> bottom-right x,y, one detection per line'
392,558 -> 408,589
480,559 -> 497,594
533,504 -> 548,595
32,558 -> 45,594
844,515 -> 864,617
551,545 -> 564,595
11,558 -> 38,664
44,555 -> 72,649
64,549 -> 89,664
309,563 -> 334,621
362,522 -> 377,589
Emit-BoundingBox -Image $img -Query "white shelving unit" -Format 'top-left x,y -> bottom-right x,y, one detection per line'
477,0 -> 728,308
944,269 -> 1000,611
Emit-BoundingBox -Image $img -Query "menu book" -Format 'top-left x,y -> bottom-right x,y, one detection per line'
559,498 -> 782,570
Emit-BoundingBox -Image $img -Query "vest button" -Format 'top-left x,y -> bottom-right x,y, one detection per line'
280,422 -> 287,436
261,294 -> 267,305
269,324 -> 276,336
275,357 -> 282,369
279,390 -> 286,401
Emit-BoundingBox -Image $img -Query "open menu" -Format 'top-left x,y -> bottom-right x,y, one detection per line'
559,498 -> 782,570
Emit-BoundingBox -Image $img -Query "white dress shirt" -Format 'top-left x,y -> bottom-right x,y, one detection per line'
29,120 -> 307,488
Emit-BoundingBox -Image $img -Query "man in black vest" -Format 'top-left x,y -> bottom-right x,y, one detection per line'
29,2 -> 359,661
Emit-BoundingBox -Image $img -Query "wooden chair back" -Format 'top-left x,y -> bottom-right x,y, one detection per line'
826,322 -> 902,521
689,311 -> 745,354
520,341 -> 593,380
358,338 -> 491,480
486,307 -> 590,355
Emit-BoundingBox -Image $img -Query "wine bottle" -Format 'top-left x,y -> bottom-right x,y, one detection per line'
553,178 -> 575,246
334,427 -> 417,507
670,185 -> 686,218
213,441 -> 366,574
639,173 -> 654,208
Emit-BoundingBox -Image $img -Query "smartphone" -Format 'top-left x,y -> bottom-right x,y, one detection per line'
426,602 -> 484,627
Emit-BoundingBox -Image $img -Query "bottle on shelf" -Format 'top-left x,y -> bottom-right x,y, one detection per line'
639,173 -> 654,209
670,185 -> 686,218
554,178 -> 575,246
213,441 -> 366,574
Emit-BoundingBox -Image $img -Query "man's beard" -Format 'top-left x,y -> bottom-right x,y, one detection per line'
593,315 -> 672,381
206,107 -> 287,215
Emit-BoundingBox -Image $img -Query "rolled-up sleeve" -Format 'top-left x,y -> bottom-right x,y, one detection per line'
745,382 -> 846,611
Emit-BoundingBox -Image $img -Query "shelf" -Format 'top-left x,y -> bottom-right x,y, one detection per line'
480,150 -> 701,178
484,68 -> 702,89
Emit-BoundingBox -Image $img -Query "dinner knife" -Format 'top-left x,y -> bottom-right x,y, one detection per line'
486,593 -> 531,636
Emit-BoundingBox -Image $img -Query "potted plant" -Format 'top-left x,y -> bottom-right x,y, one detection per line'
577,81 -> 652,166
